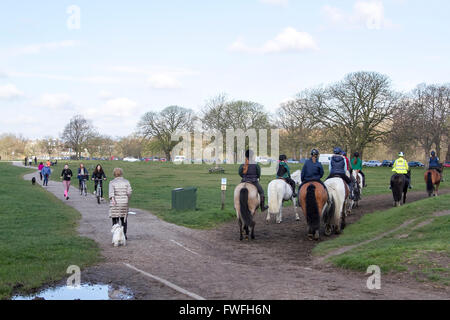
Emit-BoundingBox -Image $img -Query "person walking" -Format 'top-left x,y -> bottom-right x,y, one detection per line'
60,164 -> 73,200
38,162 -> 44,181
34,156 -> 37,165
24,157 -> 28,166
42,163 -> 51,186
28,157 -> 32,166
109,168 -> 132,240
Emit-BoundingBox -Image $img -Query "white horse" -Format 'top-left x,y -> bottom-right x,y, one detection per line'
351,170 -> 364,208
323,177 -> 350,235
267,170 -> 301,224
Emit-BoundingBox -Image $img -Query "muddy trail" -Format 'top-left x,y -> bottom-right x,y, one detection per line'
14,162 -> 449,300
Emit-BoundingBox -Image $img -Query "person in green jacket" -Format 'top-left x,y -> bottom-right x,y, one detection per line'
350,152 -> 366,187
276,155 -> 297,197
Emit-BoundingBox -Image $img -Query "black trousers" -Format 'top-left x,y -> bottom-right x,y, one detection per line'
244,181 -> 265,197
282,177 -> 296,194
327,173 -> 351,185
112,217 -> 127,235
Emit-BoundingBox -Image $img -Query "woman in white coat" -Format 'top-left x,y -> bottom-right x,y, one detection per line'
109,168 -> 132,239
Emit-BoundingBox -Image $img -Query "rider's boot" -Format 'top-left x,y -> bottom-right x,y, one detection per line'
292,186 -> 297,198
260,196 -> 269,212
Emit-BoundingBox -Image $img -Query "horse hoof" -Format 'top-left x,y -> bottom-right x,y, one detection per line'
307,234 -> 313,241
296,217 -> 300,221
324,225 -> 332,236
314,231 -> 320,240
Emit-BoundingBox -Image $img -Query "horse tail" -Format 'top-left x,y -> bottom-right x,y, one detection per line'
268,182 -> 280,214
391,174 -> 402,202
239,188 -> 252,228
426,171 -> 433,194
306,184 -> 320,231
323,194 -> 335,224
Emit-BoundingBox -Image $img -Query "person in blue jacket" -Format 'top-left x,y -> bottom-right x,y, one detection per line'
42,163 -> 51,186
429,151 -> 443,180
299,149 -> 325,191
326,147 -> 353,198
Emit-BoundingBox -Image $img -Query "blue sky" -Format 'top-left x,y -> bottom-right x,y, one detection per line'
1,0 -> 449,139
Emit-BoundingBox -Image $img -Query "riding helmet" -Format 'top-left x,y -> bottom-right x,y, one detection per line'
279,154 -> 287,161
398,151 -> 404,157
333,147 -> 341,154
354,152 -> 360,157
311,149 -> 319,156
431,151 -> 436,157
245,149 -> 253,158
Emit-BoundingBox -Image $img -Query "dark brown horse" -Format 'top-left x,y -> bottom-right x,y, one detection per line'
391,174 -> 408,206
298,181 -> 329,240
424,169 -> 441,197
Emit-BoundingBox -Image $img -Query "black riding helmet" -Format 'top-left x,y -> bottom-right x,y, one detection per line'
245,149 -> 253,158
279,154 -> 287,161
311,149 -> 319,156
354,152 -> 360,157
431,151 -> 436,157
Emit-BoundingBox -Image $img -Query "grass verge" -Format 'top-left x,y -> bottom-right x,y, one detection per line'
313,193 -> 450,286
0,163 -> 101,299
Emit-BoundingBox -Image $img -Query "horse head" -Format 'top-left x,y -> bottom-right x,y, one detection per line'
291,170 -> 301,185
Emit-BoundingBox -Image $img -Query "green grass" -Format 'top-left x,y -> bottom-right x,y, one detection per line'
313,194 -> 450,286
42,161 -> 448,229
0,163 -> 101,299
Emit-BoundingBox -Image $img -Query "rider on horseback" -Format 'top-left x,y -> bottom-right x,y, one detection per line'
276,154 -> 297,198
391,152 -> 412,189
326,147 -> 354,199
299,149 -> 326,190
429,151 -> 443,181
351,152 -> 367,187
238,149 -> 268,211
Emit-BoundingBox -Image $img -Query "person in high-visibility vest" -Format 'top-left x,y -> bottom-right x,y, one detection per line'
391,152 -> 412,189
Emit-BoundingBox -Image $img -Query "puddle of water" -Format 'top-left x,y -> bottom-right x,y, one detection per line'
12,284 -> 133,300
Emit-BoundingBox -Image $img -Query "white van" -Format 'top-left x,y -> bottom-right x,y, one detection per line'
318,154 -> 333,165
173,155 -> 186,163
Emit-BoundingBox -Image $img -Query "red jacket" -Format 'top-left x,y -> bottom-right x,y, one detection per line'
344,156 -> 350,171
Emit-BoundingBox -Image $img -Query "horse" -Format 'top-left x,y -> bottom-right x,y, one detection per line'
266,170 -> 301,224
424,169 -> 441,197
234,183 -> 260,241
351,170 -> 363,208
323,177 -> 350,236
390,174 -> 408,206
298,181 -> 329,240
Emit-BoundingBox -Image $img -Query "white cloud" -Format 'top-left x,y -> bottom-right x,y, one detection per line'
6,71 -> 120,85
147,74 -> 182,89
229,27 -> 318,54
322,1 -> 393,30
98,90 -> 113,99
6,40 -> 80,56
0,84 -> 24,100
260,0 -> 289,6
86,97 -> 138,118
36,93 -> 73,109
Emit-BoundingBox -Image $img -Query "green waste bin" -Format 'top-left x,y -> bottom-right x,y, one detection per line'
172,187 -> 197,211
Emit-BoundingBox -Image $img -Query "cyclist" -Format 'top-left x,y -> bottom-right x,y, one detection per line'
91,164 -> 107,201
77,163 -> 89,195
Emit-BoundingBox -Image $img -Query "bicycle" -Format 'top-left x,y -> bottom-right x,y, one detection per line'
79,178 -> 88,197
94,178 -> 103,204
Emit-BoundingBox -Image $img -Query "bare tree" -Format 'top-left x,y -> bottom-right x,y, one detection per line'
308,71 -> 399,157
115,135 -> 144,159
39,136 -> 61,158
138,106 -> 194,161
61,115 -> 95,160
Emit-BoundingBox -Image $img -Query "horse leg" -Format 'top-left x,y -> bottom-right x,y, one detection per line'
276,200 -> 282,224
293,198 -> 300,221
238,218 -> 243,241
265,210 -> 271,224
250,220 -> 256,240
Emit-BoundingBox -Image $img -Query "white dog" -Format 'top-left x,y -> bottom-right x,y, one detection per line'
111,224 -> 126,247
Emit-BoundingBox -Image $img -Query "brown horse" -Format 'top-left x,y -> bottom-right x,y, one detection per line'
424,169 -> 441,197
234,183 -> 260,241
298,181 -> 329,240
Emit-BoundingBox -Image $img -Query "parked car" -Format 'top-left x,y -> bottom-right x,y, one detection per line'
408,161 -> 424,167
123,157 -> 140,162
160,158 -> 167,162
363,160 -> 382,167
381,160 -> 393,167
287,159 -> 298,164
256,157 -> 269,164
443,161 -> 450,168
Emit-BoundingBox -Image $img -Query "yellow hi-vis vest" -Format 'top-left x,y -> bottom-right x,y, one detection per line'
392,157 -> 409,174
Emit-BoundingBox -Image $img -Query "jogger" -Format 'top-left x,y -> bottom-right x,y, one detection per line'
60,164 -> 73,200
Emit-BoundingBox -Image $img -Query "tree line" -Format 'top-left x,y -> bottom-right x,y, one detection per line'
1,71 -> 448,162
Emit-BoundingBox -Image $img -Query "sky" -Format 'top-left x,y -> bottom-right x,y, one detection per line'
0,0 -> 449,139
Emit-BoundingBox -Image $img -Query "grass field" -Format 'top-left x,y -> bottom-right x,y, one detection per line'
40,160 -> 448,229
0,162 -> 100,299
313,193 -> 450,285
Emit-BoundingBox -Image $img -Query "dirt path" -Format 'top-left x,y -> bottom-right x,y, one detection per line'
15,162 -> 449,300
